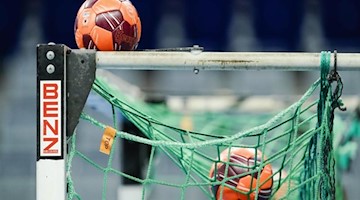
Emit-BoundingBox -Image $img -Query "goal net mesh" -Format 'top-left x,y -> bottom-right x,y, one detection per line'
66,51 -> 342,199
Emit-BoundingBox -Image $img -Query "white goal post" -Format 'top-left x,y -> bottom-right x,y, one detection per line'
36,44 -> 360,200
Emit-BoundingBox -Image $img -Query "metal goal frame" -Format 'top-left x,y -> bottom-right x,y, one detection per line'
36,44 -> 360,200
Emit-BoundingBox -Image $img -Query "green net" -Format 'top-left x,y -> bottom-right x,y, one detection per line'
66,51 -> 344,200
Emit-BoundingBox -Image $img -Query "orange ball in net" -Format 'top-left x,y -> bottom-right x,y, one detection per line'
74,0 -> 141,51
209,147 -> 273,200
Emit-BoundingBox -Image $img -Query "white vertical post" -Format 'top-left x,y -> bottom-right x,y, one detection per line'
36,45 -> 67,200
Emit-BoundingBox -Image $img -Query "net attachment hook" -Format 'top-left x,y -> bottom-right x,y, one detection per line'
327,50 -> 339,82
328,50 -> 346,111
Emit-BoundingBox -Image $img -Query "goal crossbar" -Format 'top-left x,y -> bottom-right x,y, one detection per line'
96,51 -> 360,71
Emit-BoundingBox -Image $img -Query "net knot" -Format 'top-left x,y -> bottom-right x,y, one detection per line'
327,50 -> 346,111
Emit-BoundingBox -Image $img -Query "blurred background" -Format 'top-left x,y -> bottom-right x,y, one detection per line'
0,0 -> 360,199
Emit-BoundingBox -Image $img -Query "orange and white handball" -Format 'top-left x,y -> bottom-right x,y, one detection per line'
209,147 -> 273,200
74,0 -> 141,51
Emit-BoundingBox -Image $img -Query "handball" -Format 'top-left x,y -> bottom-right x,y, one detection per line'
209,147 -> 273,200
74,0 -> 141,51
